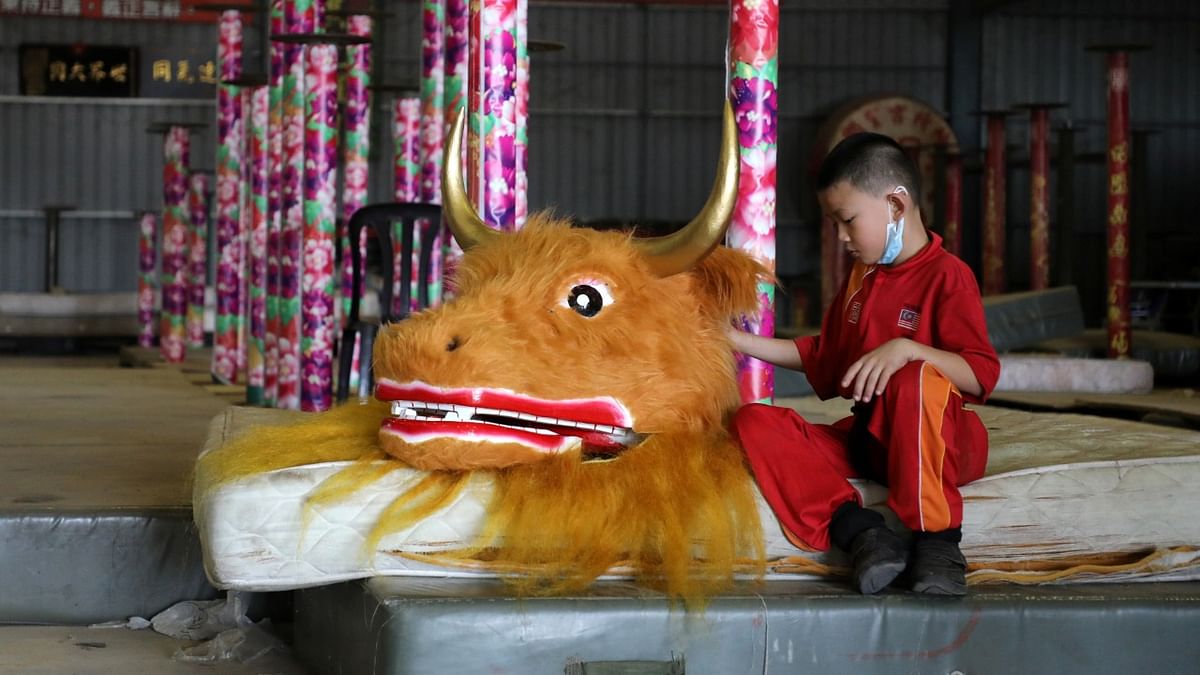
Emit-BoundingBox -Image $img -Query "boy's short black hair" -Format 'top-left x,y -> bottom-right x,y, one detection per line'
816,132 -> 921,202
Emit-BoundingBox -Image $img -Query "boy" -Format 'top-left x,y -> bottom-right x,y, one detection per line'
727,133 -> 999,595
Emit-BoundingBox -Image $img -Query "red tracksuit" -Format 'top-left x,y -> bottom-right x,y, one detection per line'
733,232 -> 1000,551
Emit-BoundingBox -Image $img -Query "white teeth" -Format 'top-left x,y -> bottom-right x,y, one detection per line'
389,400 -> 630,437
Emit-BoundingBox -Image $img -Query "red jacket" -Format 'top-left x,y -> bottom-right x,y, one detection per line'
796,231 -> 1000,404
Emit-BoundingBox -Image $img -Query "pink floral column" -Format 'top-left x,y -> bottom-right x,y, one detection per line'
340,14 -> 372,328
420,0 -> 447,307
213,9 -> 244,383
301,42 -> 338,412
277,0 -> 322,410
468,0 -> 517,232
265,0 -> 285,406
513,0 -> 528,228
728,0 -> 779,404
442,0 -> 469,296
159,126 -> 191,364
393,95 -> 422,316
245,86 -> 270,405
186,172 -> 209,348
137,211 -> 158,348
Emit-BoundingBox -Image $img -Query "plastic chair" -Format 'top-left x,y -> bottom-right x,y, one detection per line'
336,202 -> 443,403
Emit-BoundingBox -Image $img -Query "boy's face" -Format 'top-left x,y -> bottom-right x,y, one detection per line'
817,180 -> 897,265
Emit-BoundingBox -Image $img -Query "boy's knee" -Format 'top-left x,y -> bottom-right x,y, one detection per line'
730,403 -> 776,434
886,360 -> 948,394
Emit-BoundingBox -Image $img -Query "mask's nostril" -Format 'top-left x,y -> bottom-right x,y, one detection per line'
446,336 -> 461,352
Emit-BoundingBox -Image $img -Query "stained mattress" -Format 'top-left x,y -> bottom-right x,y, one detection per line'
195,400 -> 1200,591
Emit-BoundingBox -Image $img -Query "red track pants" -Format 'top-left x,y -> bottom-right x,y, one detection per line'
731,361 -> 988,551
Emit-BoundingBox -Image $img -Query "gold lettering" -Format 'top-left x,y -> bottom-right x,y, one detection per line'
1110,172 -> 1127,196
1109,203 -> 1128,227
1109,142 -> 1128,164
90,61 -> 107,82
176,60 -> 194,83
110,63 -> 128,83
198,60 -> 217,84
153,60 -> 172,82
69,62 -> 87,81
1110,232 -> 1128,258
48,60 -> 68,82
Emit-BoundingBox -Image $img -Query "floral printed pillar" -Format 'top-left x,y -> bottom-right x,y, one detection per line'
442,0 -> 470,295
981,111 -> 1009,296
394,95 -> 422,316
185,172 -> 209,348
277,0 -> 321,410
420,0 -> 447,307
468,0 -> 517,232
1090,46 -> 1144,359
339,14 -> 373,396
513,0 -> 528,228
137,211 -> 158,348
728,0 -> 779,404
213,9 -> 243,383
159,126 -> 191,364
301,41 -> 338,412
245,86 -> 270,405
265,0 -> 285,406
340,14 -> 372,326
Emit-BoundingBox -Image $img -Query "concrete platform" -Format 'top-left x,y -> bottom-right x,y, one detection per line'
296,577 -> 1200,675
0,625 -> 304,674
0,364 -> 231,623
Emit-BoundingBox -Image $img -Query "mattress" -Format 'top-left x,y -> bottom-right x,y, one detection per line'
196,401 -> 1200,591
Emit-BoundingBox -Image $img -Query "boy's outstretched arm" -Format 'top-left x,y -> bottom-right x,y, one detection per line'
841,338 -> 982,403
724,326 -> 805,371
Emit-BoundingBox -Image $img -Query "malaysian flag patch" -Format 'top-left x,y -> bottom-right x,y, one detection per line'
897,306 -> 921,331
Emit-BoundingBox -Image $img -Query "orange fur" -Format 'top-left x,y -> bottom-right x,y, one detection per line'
200,213 -> 773,601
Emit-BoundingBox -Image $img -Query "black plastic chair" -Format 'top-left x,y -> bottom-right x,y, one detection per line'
336,202 -> 443,403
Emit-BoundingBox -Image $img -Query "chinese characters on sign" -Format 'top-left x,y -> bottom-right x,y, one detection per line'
150,58 -> 218,85
19,44 -> 138,97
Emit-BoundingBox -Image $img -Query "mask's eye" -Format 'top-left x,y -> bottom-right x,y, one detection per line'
562,281 -> 614,318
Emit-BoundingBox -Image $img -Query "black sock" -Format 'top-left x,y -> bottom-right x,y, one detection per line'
829,501 -> 886,551
913,528 -> 962,544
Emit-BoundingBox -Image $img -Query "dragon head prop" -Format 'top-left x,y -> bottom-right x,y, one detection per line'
200,102 -> 771,600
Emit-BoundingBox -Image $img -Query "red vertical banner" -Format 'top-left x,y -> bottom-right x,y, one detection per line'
943,151 -> 962,257
1028,107 -> 1051,290
1104,51 -> 1133,359
981,114 -> 1007,296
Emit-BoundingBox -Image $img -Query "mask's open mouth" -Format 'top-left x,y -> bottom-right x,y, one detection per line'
376,379 -> 644,460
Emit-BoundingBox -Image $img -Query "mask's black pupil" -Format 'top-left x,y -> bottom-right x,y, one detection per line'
569,285 -> 603,317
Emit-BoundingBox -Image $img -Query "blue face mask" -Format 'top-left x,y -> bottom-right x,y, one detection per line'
878,187 -> 908,265
879,214 -> 905,264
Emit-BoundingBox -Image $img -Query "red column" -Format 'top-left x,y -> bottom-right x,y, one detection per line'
1017,103 -> 1064,290
943,151 -> 962,257
980,112 -> 1009,296
1089,46 -> 1145,358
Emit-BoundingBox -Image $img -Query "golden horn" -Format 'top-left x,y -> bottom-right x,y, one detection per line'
440,107 -> 501,251
633,100 -> 740,277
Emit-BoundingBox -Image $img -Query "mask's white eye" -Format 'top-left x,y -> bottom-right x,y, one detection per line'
562,280 -> 614,318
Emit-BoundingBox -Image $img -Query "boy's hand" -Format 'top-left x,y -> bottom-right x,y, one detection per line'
841,338 -> 918,403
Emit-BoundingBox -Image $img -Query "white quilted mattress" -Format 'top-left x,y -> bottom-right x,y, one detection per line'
196,400 -> 1200,591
